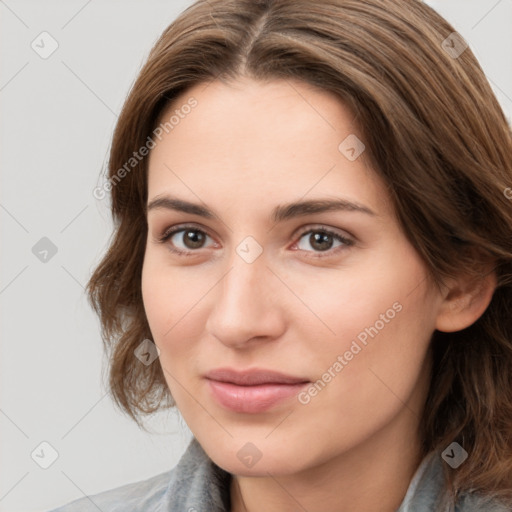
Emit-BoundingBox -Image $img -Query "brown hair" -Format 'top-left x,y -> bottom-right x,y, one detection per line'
87,0 -> 512,506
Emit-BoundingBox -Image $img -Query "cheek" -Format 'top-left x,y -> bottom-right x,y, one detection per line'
299,247 -> 434,399
323,305 -> 432,447
141,255 -> 211,362
292,254 -> 423,350
141,259 -> 203,405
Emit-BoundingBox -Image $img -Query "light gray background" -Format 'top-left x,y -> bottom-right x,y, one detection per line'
1,1 -> 510,511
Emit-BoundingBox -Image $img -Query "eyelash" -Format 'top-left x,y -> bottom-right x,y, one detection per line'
156,224 -> 354,258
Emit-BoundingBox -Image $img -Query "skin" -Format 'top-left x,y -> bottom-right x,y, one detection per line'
141,76 -> 496,512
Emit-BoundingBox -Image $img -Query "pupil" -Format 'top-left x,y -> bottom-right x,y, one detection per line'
185,230 -> 204,249
312,232 -> 332,251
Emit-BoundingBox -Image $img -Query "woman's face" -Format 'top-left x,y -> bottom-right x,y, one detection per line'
142,77 -> 444,476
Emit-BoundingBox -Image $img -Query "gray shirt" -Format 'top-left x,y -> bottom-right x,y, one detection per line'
48,437 -> 510,512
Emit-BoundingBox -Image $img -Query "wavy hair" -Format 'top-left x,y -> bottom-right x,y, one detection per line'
86,0 -> 512,506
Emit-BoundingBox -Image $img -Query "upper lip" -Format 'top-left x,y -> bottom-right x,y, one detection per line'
205,368 -> 310,386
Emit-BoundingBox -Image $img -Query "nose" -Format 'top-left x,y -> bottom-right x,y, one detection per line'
205,253 -> 286,350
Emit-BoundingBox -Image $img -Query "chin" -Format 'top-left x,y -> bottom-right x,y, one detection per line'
201,436 -> 314,477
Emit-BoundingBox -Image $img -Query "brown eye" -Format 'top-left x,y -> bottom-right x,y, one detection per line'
178,229 -> 207,249
158,225 -> 215,255
295,227 -> 353,256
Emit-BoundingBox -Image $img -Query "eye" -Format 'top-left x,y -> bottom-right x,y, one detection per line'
156,223 -> 354,258
293,226 -> 354,257
157,224 -> 216,256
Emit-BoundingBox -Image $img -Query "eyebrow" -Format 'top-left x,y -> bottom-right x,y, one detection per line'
146,195 -> 376,222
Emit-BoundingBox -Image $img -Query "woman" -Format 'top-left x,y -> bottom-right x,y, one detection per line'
50,0 -> 512,510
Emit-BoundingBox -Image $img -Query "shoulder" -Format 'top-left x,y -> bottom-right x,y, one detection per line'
455,491 -> 511,512
47,437 -> 231,512
397,450 -> 512,512
47,467 -> 176,512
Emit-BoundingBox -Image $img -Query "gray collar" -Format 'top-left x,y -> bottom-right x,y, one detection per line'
159,437 -> 231,512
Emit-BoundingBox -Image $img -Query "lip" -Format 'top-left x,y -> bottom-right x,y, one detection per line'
205,367 -> 310,413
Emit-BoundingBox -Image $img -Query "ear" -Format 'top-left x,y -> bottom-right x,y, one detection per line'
435,266 -> 497,333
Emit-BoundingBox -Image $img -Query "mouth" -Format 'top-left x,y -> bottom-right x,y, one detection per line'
204,367 -> 310,413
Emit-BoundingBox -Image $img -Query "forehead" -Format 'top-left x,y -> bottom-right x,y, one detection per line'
156,76 -> 360,143
146,77 -> 392,220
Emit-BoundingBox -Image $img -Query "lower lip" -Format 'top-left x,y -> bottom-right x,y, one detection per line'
207,379 -> 309,413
